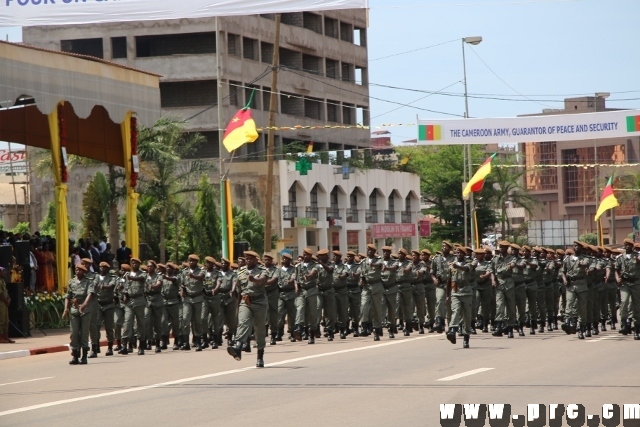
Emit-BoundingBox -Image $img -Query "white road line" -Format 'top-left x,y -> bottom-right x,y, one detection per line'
0,335 -> 439,417
586,335 -> 614,342
436,367 -> 494,381
0,350 -> 30,361
0,377 -> 54,387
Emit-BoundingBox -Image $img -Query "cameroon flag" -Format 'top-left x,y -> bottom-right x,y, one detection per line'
594,176 -> 619,221
627,115 -> 640,132
222,108 -> 259,152
418,124 -> 442,141
463,153 -> 497,198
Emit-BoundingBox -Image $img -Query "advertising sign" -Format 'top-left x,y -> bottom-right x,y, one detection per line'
0,150 -> 27,174
371,223 -> 416,239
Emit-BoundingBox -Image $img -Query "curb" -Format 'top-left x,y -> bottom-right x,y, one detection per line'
0,339 -> 109,361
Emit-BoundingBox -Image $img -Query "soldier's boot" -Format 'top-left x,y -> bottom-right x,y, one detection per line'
119,339 -> 129,355
339,327 -> 347,339
201,331 -> 210,349
547,317 -> 553,332
256,349 -> 265,368
530,319 -> 536,335
80,348 -> 88,365
269,332 -> 277,346
403,321 -> 411,336
276,329 -> 283,342
457,327 -> 463,337
470,321 -> 477,335
211,335 -> 219,349
482,324 -> 489,333
507,326 -> 514,338
105,342 -> 114,356
308,330 -> 315,344
146,340 -> 152,351
388,326 -> 395,339
181,335 -> 191,351
610,315 -> 617,330
592,322 -> 599,336
227,340 -> 243,361
217,332 -> 224,346
302,327 -> 309,340
328,329 -> 335,341
114,339 -> 122,352
435,317 -> 444,334
428,321 -> 435,333
561,319 -> 571,334
585,326 -> 592,338
525,314 -> 531,328
570,318 -> 578,335
352,322 -> 360,337
154,339 -> 161,353
538,320 -> 545,334
600,320 -> 607,332
373,328 -> 381,342
518,322 -> 525,337
412,319 -> 419,332
172,337 -> 180,350
97,342 -> 101,354
128,339 -> 134,352
446,327 -> 457,345
490,320 -> 496,332
627,319 -> 633,335
88,344 -> 98,358
138,339 -> 145,355
419,323 -> 425,335
69,349 -> 80,365
195,336 -> 204,352
314,328 -> 321,339
491,321 -> 503,337
553,316 -> 559,330
620,320 -> 630,335
463,334 -> 470,349
634,324 -> 640,341
242,339 -> 252,353
292,324 -> 302,341
578,323 -> 585,339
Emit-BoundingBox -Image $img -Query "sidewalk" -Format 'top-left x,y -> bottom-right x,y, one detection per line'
0,328 -> 85,360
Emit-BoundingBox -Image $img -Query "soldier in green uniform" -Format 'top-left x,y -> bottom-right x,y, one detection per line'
332,251 -> 350,339
293,248 -> 322,343
227,251 -> 268,367
464,247 -> 478,336
555,249 -> 566,327
114,264 -> 129,353
316,249 -> 337,341
615,239 -> 640,338
581,245 -> 597,337
122,258 -> 147,354
143,261 -> 165,353
491,241 -> 517,338
540,249 -> 556,332
589,246 -> 605,335
603,248 -> 618,330
63,265 -> 95,365
218,258 -> 238,346
201,256 -> 221,349
594,247 -> 608,332
80,258 -> 100,356
380,246 -> 399,338
447,247 -> 472,348
420,249 -> 436,333
393,249 -> 413,335
181,254 -> 205,351
402,250 -> 421,336
161,263 -> 182,350
92,262 -> 118,356
261,254 -> 280,345
345,252 -> 361,336
360,244 -> 385,341
531,247 -> 547,333
474,248 -> 493,333
560,242 -> 591,339
520,245 -> 538,335
277,254 -> 297,342
431,241 -> 455,333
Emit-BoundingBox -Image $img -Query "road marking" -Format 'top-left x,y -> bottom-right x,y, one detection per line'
0,377 -> 54,387
0,350 -> 30,361
586,335 -> 614,342
0,335 -> 440,417
436,368 -> 494,381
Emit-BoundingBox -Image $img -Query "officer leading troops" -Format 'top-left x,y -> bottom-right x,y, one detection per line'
92,262 -> 118,357
447,246 -> 472,348
277,253 -> 297,342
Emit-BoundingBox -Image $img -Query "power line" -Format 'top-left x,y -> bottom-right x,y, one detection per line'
369,39 -> 458,61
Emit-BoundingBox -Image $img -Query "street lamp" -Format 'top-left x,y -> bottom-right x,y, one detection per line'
462,36 -> 482,248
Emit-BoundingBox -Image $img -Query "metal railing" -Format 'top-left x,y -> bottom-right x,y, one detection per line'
282,206 -> 296,220
384,210 -> 395,223
365,210 -> 378,223
401,212 -> 412,223
305,207 -> 319,220
346,208 -> 359,223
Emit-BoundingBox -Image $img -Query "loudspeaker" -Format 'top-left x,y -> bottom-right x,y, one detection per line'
7,282 -> 23,311
234,241 -> 249,260
14,241 -> 30,265
0,245 -> 12,271
8,309 -> 30,338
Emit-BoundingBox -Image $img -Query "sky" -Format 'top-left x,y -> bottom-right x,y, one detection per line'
1,0 -> 639,146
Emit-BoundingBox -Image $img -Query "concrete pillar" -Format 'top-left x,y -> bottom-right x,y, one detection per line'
318,226 -> 328,250
358,227 -> 366,254
297,227 -> 307,253
393,237 -> 402,251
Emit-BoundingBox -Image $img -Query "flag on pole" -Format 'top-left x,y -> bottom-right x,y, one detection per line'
463,153 -> 497,198
222,109 -> 259,152
594,176 -> 619,221
307,141 -> 314,153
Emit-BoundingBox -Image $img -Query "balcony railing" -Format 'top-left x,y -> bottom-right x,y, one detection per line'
401,212 -> 412,223
365,210 -> 378,223
346,208 -> 359,223
283,205 -> 296,220
326,207 -> 339,218
305,207 -> 319,220
384,210 -> 395,223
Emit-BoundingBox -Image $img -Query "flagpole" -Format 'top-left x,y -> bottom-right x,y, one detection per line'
264,13 -> 281,255
215,15 -> 229,259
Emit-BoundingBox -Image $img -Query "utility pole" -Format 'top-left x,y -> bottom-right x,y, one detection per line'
263,14 -> 282,255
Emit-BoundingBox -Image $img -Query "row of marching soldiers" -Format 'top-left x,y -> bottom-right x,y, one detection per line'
63,237 -> 640,365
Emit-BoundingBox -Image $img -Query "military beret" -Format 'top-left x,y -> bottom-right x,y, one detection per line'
556,249 -> 565,255
484,247 -> 493,254
282,253 -> 293,260
435,251 -> 442,255
456,247 -> 468,254
205,256 -> 216,263
332,250 -> 342,257
623,238 -> 634,245
391,253 -> 398,259
188,254 -> 200,261
366,244 -> 377,251
411,249 -> 420,255
635,242 -> 640,249
81,258 -> 93,264
603,247 -> 613,253
157,263 -> 166,269
566,248 -> 575,255
382,246 -> 393,251
303,248 -> 314,255
398,248 -> 408,255
237,257 -> 246,261
263,253 -> 274,259
221,257 -> 230,264
346,251 -> 356,256
420,248 -> 431,255
510,243 -> 521,251
75,264 -> 88,272
453,243 -> 462,248
181,262 -> 189,268
473,248 -> 485,255
244,250 -> 259,258
532,246 -> 541,252
498,240 -> 511,247
120,264 -> 132,271
317,249 -> 329,255
231,263 -> 239,269
130,257 -> 140,264
99,262 -> 110,268
540,247 -> 549,253
147,260 -> 157,266
140,265 -> 148,271
442,241 -> 453,248
358,253 -> 366,258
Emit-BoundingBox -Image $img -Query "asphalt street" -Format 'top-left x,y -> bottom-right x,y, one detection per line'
0,329 -> 637,427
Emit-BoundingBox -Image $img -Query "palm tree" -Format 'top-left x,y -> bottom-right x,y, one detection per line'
487,156 -> 540,238
137,117 -> 212,262
617,171 -> 640,213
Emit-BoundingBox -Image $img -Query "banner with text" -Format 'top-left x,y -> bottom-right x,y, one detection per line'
0,0 -> 368,27
0,150 -> 26,174
418,109 -> 640,145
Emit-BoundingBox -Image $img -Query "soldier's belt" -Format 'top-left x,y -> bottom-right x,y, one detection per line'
266,287 -> 279,294
279,286 -> 295,292
347,284 -> 359,289
186,291 -> 203,297
98,300 -> 113,306
382,282 -> 396,289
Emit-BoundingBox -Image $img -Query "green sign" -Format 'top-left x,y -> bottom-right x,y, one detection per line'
294,217 -> 317,228
295,157 -> 313,175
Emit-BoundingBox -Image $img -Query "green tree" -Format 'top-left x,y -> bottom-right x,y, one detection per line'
187,175 -> 221,258
10,222 -> 31,235
233,206 -> 277,252
81,171 -> 110,242
38,201 -> 78,238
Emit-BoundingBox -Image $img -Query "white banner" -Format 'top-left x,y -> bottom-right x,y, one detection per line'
0,0 -> 368,27
417,109 -> 640,145
0,150 -> 26,174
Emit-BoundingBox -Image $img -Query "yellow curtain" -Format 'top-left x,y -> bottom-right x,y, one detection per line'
120,112 -> 139,259
47,103 -> 69,293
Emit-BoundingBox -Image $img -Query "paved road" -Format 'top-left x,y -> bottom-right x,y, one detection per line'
0,330 -> 637,426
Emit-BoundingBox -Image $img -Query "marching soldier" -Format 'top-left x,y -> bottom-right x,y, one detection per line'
555,249 -> 566,326
145,261 -> 165,353
332,251 -> 350,339
420,249 -> 436,333
510,244 -> 526,336
380,246 -> 399,338
181,254 -> 205,351
401,250 -> 420,336
542,248 -> 558,332
63,265 -> 95,365
114,264 -> 129,353
217,258 -> 238,346
92,262 -> 118,357
316,249 -> 337,341
80,258 -> 100,356
491,241 -> 517,338
202,256 -> 222,349
474,248 -> 493,333
431,241 -> 455,333
582,245 -> 598,337
447,247 -> 472,348
521,245 -> 538,335
561,242 -> 591,339
122,258 -> 147,354
227,251 -> 268,367
161,263 -> 182,350
603,248 -> 618,330
277,253 -> 297,342
262,254 -> 280,345
345,252 -> 362,336
360,244 -> 385,341
614,239 -> 640,338
293,248 -> 322,343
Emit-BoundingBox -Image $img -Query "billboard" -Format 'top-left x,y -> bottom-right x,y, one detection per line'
371,223 -> 416,239
0,150 -> 26,175
528,220 -> 579,247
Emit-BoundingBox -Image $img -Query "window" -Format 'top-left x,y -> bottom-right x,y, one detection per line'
229,81 -> 241,106
184,131 -> 219,159
328,187 -> 340,217
302,54 -> 322,75
61,38 -> 103,58
261,42 -> 274,64
402,196 -> 412,223
160,80 -> 217,108
303,12 -> 322,34
136,32 -> 215,57
355,66 -> 367,85
354,27 -> 367,46
228,34 -> 240,56
562,148 -> 595,203
324,17 -> 338,38
281,12 -> 303,27
280,48 -> 302,70
341,62 -> 353,83
357,106 -> 369,126
304,97 -> 322,120
245,85 -> 260,110
326,58 -> 339,79
242,37 -> 258,60
526,141 -> 558,191
340,22 -> 353,43
342,103 -> 355,125
306,185 -> 319,220
327,101 -> 339,123
281,92 -> 303,116
347,190 -> 359,223
262,86 -> 272,111
111,37 -> 127,59
283,184 -> 297,220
